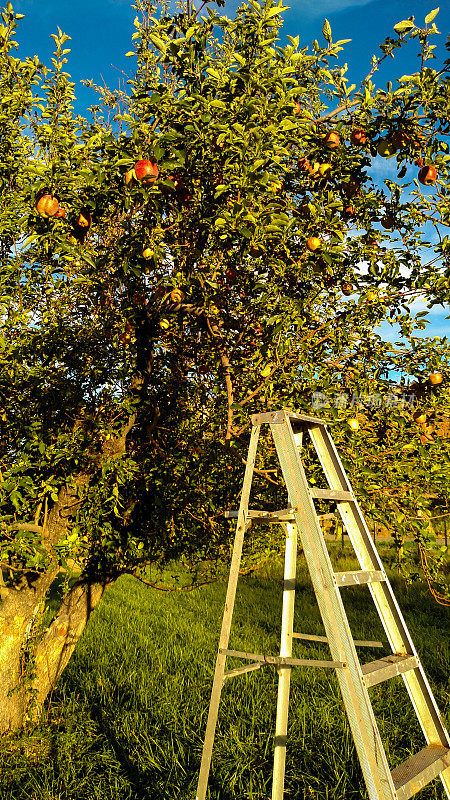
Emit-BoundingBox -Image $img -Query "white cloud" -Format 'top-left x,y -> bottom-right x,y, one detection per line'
287,0 -> 374,17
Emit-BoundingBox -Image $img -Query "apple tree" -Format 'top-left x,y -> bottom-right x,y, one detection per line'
1,0 -> 450,731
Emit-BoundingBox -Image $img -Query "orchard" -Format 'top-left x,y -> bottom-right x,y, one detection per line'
0,0 -> 450,731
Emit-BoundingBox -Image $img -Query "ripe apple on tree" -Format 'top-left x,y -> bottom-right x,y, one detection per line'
134,158 -> 159,183
418,165 -> 437,186
341,281 -> 353,296
170,288 -> 184,303
306,236 -> 321,252
348,418 -> 359,431
350,129 -> 367,146
324,130 -> 340,148
142,247 -> 154,259
429,372 -> 444,385
413,410 -> 427,424
36,194 -> 60,218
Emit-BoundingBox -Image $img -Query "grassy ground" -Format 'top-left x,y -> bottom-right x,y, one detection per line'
1,544 -> 449,800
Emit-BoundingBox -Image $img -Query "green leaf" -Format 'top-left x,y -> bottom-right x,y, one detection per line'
393,19 -> 415,34
425,7 -> 439,24
265,5 -> 289,20
322,18 -> 332,43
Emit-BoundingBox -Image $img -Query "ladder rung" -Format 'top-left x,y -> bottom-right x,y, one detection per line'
362,654 -> 419,688
309,488 -> 353,501
219,648 -> 345,669
391,744 -> 450,800
224,508 -> 338,523
223,662 -> 262,681
293,632 -> 385,648
224,508 -> 295,521
334,570 -> 386,587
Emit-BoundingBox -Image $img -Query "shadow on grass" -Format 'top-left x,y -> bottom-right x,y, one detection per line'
1,551 -> 448,800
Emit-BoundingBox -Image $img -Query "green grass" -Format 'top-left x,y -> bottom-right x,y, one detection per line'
1,544 -> 449,800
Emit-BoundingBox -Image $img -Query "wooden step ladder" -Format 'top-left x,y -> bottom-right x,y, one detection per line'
195,409 -> 450,800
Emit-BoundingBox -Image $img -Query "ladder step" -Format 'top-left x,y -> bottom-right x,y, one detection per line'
293,631 -> 385,648
334,569 -> 385,587
224,508 -> 338,523
224,508 -> 295,521
219,648 -> 345,669
391,744 -> 450,800
362,654 -> 419,688
309,488 -> 353,501
223,662 -> 262,681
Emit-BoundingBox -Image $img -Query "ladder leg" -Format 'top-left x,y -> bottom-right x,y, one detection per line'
196,425 -> 261,800
272,521 -> 298,800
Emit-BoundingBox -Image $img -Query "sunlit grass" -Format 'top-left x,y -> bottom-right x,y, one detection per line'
1,543 -> 449,799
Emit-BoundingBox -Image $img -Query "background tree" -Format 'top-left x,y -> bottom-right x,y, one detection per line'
1,0 -> 450,731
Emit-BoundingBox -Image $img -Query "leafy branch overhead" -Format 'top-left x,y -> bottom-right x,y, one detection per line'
0,0 -> 450,729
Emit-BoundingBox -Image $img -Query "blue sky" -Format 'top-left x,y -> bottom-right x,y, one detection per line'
11,0 -> 450,340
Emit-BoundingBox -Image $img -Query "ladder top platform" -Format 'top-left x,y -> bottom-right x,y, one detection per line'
251,409 -> 327,427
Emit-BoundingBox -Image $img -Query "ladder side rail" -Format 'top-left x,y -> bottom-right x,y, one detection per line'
272,429 -> 302,799
270,416 -> 397,800
272,521 -> 298,797
195,424 -> 261,800
308,422 -> 450,796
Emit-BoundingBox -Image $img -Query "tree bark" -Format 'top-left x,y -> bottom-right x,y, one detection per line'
0,477 -> 88,732
0,409 -> 134,733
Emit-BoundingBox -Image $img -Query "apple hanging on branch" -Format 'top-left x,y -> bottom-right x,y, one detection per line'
350,129 -> 367,146
418,165 -> 437,186
306,236 -> 321,252
36,194 -> 60,218
134,158 -> 159,183
324,130 -> 340,149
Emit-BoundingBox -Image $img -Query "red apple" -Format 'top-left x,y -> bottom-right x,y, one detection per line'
134,158 -> 159,183
170,288 -> 184,303
418,165 -> 437,186
225,267 -> 237,282
341,179 -> 360,198
36,194 -> 59,217
341,281 -> 353,296
381,213 -> 395,229
342,205 -> 355,219
324,131 -> 340,148
298,157 -> 312,174
55,208 -> 66,218
429,372 -> 443,385
350,129 -> 367,146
